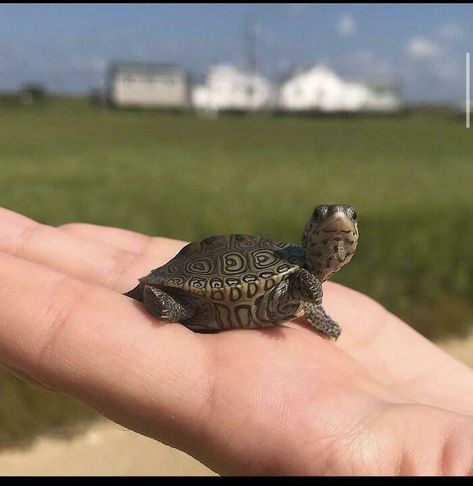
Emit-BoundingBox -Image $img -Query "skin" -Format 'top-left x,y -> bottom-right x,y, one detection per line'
0,207 -> 472,475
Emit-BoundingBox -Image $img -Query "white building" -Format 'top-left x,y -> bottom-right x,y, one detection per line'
278,65 -> 401,113
192,64 -> 275,113
107,62 -> 190,109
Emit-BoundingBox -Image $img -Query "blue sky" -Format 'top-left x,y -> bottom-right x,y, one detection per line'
0,3 -> 472,102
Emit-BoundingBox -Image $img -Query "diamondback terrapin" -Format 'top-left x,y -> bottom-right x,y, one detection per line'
124,204 -> 358,340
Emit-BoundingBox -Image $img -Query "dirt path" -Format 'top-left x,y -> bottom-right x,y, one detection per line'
0,419 -> 215,476
438,333 -> 473,368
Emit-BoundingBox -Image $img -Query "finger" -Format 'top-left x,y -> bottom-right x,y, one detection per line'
0,208 -> 184,292
0,250 -> 213,451
59,222 -> 181,256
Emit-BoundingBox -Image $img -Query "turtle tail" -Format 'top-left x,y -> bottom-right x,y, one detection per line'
123,282 -> 145,302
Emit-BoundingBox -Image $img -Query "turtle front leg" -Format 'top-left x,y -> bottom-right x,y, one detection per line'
289,268 -> 323,304
142,286 -> 195,323
304,303 -> 341,340
255,269 -> 323,326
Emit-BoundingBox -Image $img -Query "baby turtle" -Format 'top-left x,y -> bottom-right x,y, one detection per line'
124,204 -> 358,340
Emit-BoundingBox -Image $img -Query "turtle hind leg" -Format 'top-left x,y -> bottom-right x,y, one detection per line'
305,303 -> 341,340
142,286 -> 195,323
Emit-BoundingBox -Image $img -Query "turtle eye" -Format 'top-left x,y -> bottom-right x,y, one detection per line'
313,206 -> 325,220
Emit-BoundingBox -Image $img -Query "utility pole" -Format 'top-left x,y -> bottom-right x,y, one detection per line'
245,14 -> 257,75
245,14 -> 258,108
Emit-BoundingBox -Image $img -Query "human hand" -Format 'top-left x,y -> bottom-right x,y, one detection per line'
0,207 -> 471,476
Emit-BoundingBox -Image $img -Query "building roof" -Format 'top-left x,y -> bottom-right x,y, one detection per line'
108,61 -> 186,77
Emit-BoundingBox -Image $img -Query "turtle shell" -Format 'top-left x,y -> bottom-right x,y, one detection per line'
139,234 -> 305,302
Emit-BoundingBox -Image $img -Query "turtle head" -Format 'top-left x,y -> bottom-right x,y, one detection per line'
302,204 -> 358,282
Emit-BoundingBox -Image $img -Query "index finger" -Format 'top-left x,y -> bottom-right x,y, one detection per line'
60,222 -> 180,256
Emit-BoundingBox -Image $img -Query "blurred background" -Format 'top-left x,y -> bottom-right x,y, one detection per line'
0,3 -> 472,476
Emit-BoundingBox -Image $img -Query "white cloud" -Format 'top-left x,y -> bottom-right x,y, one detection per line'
438,23 -> 464,41
336,14 -> 356,37
405,37 -> 442,59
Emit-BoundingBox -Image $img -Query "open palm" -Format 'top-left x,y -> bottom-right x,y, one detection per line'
0,207 -> 471,476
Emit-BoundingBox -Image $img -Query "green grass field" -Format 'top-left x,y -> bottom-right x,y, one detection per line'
0,97 -> 472,448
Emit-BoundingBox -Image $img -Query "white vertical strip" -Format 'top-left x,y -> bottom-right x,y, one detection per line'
467,52 -> 470,128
